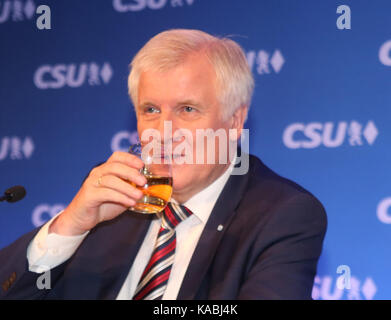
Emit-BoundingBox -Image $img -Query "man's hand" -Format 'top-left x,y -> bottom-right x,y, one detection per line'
49,151 -> 147,236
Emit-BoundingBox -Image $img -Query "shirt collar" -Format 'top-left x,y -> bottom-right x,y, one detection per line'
172,155 -> 236,224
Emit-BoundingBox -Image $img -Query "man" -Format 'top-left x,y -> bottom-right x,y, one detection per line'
0,29 -> 327,299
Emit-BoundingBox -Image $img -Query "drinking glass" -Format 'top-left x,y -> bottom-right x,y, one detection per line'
128,143 -> 173,214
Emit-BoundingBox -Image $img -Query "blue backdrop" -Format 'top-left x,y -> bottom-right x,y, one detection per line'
1,0 -> 390,300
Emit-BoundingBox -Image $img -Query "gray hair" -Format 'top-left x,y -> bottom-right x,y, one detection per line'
128,29 -> 254,120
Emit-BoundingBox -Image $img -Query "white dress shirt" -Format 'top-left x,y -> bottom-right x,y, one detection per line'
27,161 -> 234,299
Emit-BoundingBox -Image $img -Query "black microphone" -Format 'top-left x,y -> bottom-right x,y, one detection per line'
0,185 -> 26,203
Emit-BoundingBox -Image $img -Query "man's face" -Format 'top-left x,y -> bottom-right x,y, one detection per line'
135,53 -> 245,203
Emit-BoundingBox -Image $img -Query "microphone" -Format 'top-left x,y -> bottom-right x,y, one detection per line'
0,185 -> 26,203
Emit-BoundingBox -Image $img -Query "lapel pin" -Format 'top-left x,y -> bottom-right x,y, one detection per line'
217,225 -> 223,231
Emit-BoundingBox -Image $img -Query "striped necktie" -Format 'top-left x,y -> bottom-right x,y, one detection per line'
133,202 -> 193,300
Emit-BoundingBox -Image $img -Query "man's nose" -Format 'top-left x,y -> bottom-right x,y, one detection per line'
156,113 -> 176,143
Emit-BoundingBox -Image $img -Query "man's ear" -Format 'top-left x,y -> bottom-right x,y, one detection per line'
229,105 -> 248,142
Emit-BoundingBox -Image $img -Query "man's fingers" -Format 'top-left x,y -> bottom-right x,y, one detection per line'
107,151 -> 144,170
96,175 -> 144,200
93,162 -> 146,186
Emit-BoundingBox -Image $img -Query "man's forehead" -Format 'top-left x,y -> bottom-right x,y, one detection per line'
140,52 -> 214,78
139,64 -> 217,100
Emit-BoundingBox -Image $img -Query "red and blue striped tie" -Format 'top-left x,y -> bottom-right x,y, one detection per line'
133,202 -> 193,300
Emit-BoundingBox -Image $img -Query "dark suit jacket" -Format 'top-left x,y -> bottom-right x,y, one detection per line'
0,154 -> 327,299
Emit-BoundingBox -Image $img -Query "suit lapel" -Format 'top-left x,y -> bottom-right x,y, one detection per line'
64,210 -> 155,300
177,163 -> 250,299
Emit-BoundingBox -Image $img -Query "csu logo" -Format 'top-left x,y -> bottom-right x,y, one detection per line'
0,0 -> 35,24
32,203 -> 65,227
111,130 -> 139,152
379,40 -> 391,66
33,62 -> 113,89
0,136 -> 34,161
246,49 -> 285,75
113,0 -> 194,12
312,275 -> 377,300
283,120 -> 378,149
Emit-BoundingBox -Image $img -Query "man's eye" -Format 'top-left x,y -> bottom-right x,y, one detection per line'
183,106 -> 195,112
145,106 -> 159,113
